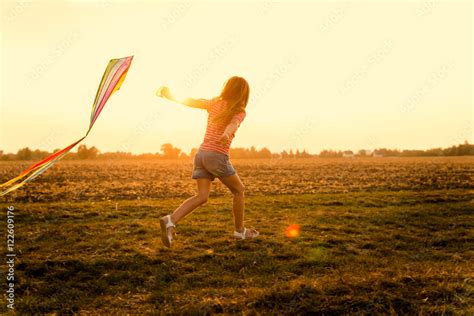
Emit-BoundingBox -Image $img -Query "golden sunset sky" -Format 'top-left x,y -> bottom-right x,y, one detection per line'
1,0 -> 472,154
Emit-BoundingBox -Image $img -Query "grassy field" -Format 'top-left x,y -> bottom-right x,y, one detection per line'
1,157 -> 473,314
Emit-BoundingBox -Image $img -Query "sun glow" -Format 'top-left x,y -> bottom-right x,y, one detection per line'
285,224 -> 301,238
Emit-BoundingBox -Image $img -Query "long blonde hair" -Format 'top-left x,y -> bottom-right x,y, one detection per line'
213,76 -> 249,124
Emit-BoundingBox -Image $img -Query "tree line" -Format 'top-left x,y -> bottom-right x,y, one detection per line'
0,141 -> 473,161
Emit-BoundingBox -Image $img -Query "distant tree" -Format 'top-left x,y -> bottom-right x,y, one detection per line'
457,141 -> 474,156
132,152 -> 157,160
280,150 -> 289,159
16,147 -> 33,160
319,150 -> 342,158
258,147 -> 272,158
425,148 -> 443,156
230,147 -> 252,159
160,143 -> 181,159
77,145 -> 99,159
250,146 -> 257,157
357,149 -> 367,157
190,148 -> 198,158
31,149 -> 50,160
300,150 -> 311,158
376,148 -> 401,157
0,150 -> 15,160
401,149 -> 425,157
99,151 -> 133,160
318,150 -> 330,158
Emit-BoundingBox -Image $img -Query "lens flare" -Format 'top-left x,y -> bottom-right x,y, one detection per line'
285,224 -> 301,238
205,249 -> 214,255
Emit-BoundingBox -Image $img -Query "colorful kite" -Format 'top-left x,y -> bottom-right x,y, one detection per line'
0,56 -> 134,196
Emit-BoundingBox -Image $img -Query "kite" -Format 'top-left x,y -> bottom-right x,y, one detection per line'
0,56 -> 134,197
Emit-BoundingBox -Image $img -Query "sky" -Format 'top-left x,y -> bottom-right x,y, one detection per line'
1,0 -> 472,155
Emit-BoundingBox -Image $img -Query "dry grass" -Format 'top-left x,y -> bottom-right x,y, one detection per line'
0,157 -> 472,202
0,157 -> 473,314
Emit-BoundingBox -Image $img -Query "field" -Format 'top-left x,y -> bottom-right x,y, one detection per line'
0,157 -> 473,314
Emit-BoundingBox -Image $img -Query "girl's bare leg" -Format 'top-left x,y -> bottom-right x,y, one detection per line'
170,178 -> 211,224
218,174 -> 245,232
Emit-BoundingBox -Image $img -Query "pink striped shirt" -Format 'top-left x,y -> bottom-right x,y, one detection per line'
200,98 -> 246,155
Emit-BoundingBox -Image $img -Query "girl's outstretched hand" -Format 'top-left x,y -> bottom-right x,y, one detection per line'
156,86 -> 171,99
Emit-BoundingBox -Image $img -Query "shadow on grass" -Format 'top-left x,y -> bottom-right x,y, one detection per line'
15,252 -> 162,314
6,192 -> 474,314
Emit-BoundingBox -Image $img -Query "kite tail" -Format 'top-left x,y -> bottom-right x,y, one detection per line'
0,136 -> 85,196
0,56 -> 133,197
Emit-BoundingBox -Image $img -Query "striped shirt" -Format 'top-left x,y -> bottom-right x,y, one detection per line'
200,97 -> 246,155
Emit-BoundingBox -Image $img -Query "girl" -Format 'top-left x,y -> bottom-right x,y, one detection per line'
156,76 -> 259,248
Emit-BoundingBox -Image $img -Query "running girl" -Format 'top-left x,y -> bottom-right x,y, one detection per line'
156,76 -> 259,248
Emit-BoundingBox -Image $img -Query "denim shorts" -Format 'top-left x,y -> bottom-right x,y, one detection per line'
192,149 -> 236,181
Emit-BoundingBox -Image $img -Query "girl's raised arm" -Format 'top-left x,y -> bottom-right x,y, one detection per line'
156,86 -> 209,110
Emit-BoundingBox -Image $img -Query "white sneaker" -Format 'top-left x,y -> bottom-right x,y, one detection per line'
160,215 -> 176,248
233,227 -> 259,240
